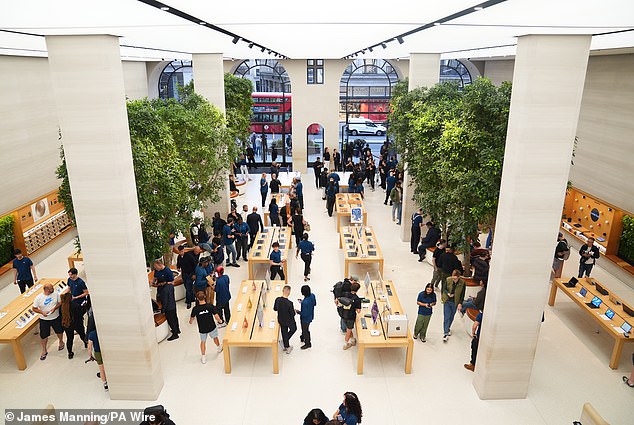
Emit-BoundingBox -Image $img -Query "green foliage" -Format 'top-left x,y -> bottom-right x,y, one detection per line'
389,78 -> 511,252
224,73 -> 254,148
55,146 -> 75,226
0,214 -> 15,265
618,215 -> 634,264
57,91 -> 235,262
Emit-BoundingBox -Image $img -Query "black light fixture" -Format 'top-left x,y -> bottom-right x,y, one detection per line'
368,46 -> 373,52
248,43 -> 254,48
381,43 -> 387,49
397,36 -> 404,44
260,46 -> 265,52
232,36 -> 240,44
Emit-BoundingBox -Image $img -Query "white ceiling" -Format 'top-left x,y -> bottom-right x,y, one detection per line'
0,0 -> 633,60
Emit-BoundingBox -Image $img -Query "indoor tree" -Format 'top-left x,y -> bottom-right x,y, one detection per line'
223,73 -> 254,148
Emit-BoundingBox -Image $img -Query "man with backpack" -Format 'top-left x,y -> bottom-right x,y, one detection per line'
334,280 -> 362,350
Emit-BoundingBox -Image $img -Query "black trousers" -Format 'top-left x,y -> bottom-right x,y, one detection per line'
326,196 -> 335,217
301,321 -> 311,346
315,173 -> 320,188
367,172 -> 375,189
270,265 -> 285,280
470,335 -> 479,365
63,327 -> 75,354
165,309 -> 180,335
261,191 -> 267,207
236,237 -> 249,260
280,320 -> 297,348
71,301 -> 86,343
217,303 -> 231,323
411,227 -> 421,253
301,253 -> 312,277
249,232 -> 258,249
380,173 -> 386,189
247,156 -> 255,168
17,279 -> 34,294
384,188 -> 393,204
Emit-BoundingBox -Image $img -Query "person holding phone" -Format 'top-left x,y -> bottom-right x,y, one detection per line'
332,392 -> 362,424
414,283 -> 436,342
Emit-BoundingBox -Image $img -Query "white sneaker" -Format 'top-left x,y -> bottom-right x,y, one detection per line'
350,337 -> 357,346
443,334 -> 448,342
421,338 -> 426,343
285,346 -> 293,354
343,342 -> 352,350
217,322 -> 227,328
217,344 -> 223,353
201,355 -> 207,364
413,334 -> 418,340
448,330 -> 452,336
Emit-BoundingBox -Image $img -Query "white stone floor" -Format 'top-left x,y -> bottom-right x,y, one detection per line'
0,173 -> 632,424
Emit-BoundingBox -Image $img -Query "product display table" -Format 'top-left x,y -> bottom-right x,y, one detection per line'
335,193 -> 367,231
549,277 -> 634,369
355,279 -> 414,374
222,279 -> 283,374
264,193 -> 290,226
0,278 -> 66,370
248,226 -> 292,283
277,171 -> 301,190
339,225 -> 384,277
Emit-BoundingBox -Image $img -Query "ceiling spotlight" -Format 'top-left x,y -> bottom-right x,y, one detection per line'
160,6 -> 169,11
232,36 -> 240,44
199,21 -> 207,25
368,47 -> 373,52
248,43 -> 254,48
381,43 -> 387,49
261,46 -> 265,52
397,36 -> 404,44
474,6 -> 484,11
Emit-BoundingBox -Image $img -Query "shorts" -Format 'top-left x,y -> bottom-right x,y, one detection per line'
343,319 -> 355,330
200,328 -> 219,341
39,316 -> 63,339
93,351 -> 103,365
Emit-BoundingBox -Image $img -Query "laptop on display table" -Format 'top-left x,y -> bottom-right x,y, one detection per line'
586,296 -> 602,309
600,308 -> 615,321
622,321 -> 632,334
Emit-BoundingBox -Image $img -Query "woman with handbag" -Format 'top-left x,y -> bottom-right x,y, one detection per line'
296,233 -> 315,281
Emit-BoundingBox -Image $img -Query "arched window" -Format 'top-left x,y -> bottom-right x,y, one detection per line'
158,60 -> 193,100
440,59 -> 472,88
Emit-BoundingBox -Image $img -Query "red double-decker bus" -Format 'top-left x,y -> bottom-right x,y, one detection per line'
250,93 -> 321,135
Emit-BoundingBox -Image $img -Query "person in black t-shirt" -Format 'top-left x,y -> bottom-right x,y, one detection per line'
430,240 -> 447,289
177,245 -> 202,309
270,173 -> 282,194
189,291 -> 224,364
274,285 -> 297,354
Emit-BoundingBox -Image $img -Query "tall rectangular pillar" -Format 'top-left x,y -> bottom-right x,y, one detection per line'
46,35 -> 163,400
473,35 -> 591,399
192,53 -> 231,218
400,53 -> 440,242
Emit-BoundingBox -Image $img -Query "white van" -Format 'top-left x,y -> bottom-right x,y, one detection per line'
347,118 -> 387,136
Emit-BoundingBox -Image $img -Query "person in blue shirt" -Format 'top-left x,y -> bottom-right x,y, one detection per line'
414,283 -> 437,342
410,208 -> 424,255
296,233 -> 315,281
194,257 -> 212,295
67,267 -> 89,344
234,216 -> 250,261
384,169 -> 396,205
222,217 -> 239,267
325,177 -> 339,217
268,197 -> 280,227
328,171 -> 340,183
297,285 -> 316,350
464,311 -> 483,372
269,242 -> 286,280
295,177 -> 304,210
347,173 -> 355,189
260,173 -> 269,207
213,266 -> 231,325
332,392 -> 363,425
355,179 -> 365,199
87,328 -> 108,391
12,249 -> 37,294
153,260 -> 180,341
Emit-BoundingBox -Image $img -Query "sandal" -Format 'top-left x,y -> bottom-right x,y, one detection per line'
58,344 -> 64,351
40,352 -> 48,361
623,376 -> 634,387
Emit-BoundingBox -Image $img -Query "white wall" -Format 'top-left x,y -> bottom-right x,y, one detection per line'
483,59 -> 515,85
122,61 -> 149,100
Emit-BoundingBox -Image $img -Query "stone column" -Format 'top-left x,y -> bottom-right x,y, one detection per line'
473,34 -> 591,399
46,35 -> 163,400
400,53 -> 440,242
192,53 -> 231,218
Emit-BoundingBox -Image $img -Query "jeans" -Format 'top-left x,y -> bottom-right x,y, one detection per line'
443,301 -> 457,335
301,253 -> 312,277
183,273 -> 195,305
578,263 -> 594,278
340,318 -> 347,332
460,299 -> 477,314
271,265 -> 285,280
300,321 -> 311,346
392,202 -> 402,224
414,314 -> 432,339
217,303 -> 231,323
225,242 -> 237,264
280,320 -> 297,349
236,237 -> 249,260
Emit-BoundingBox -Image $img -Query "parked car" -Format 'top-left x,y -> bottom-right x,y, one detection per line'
346,118 -> 386,136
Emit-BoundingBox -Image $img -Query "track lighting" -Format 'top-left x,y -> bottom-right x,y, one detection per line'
397,36 -> 404,44
232,36 -> 240,44
381,43 -> 387,49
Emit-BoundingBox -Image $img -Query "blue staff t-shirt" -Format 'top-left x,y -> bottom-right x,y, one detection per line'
298,240 -> 315,255
417,291 -> 436,316
67,277 -> 88,298
153,268 -> 174,284
270,250 -> 282,264
222,224 -> 234,246
13,257 -> 33,281
215,275 -> 231,305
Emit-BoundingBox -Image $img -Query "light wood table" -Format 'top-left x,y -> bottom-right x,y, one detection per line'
355,279 -> 414,374
264,193 -> 290,226
0,278 -> 66,370
67,252 -> 83,269
335,193 -> 367,231
278,171 -> 301,190
549,277 -> 634,369
222,279 -> 283,374
339,226 -> 384,277
248,227 -> 292,283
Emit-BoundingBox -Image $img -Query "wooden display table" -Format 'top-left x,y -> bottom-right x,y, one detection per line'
264,193 -> 290,226
0,278 -> 66,370
355,279 -> 414,374
549,277 -> 634,369
222,279 -> 283,374
67,252 -> 83,269
278,171 -> 301,190
248,227 -> 292,283
339,226 -> 384,277
335,193 -> 367,231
